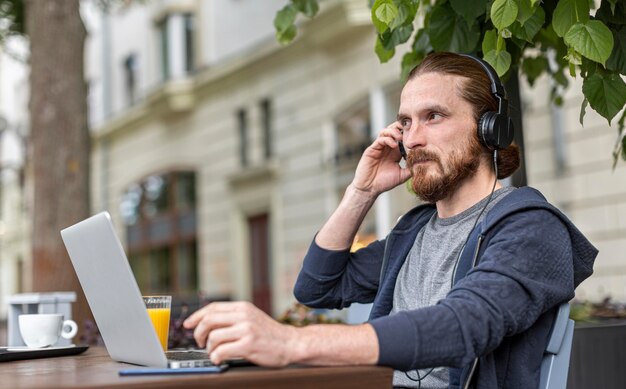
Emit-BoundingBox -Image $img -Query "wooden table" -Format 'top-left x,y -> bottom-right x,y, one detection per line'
0,347 -> 393,389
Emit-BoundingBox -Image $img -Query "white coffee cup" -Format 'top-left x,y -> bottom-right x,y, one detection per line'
18,314 -> 78,348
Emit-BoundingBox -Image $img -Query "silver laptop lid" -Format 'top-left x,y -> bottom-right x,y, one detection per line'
61,212 -> 168,367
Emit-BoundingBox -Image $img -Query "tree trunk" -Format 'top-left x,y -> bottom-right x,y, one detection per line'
25,0 -> 92,336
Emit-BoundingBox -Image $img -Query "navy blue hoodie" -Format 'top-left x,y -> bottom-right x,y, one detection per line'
294,187 -> 597,388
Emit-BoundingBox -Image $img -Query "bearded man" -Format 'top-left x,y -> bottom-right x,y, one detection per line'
184,52 -> 597,389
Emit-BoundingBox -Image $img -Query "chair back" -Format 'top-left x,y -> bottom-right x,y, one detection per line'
539,302 -> 574,389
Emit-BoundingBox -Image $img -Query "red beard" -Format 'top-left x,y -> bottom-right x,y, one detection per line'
406,136 -> 484,203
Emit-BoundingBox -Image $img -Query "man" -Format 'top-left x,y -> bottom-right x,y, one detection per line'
184,52 -> 597,388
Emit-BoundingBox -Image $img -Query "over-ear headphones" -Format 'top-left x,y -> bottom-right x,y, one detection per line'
458,54 -> 514,150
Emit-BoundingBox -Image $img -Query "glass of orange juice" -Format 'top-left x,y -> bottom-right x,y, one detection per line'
143,295 -> 171,351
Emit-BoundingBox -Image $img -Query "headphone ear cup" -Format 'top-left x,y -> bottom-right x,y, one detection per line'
477,112 -> 513,150
478,112 -> 497,150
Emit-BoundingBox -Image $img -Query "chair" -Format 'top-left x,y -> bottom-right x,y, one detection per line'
539,302 -> 575,389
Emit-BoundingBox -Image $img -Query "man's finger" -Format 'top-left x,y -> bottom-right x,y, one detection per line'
210,339 -> 248,365
183,303 -> 216,328
184,301 -> 248,328
192,311 -> 243,346
378,126 -> 402,141
206,325 -> 243,355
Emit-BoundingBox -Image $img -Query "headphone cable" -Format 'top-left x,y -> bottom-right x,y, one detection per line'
450,150 -> 499,288
405,150 -> 499,388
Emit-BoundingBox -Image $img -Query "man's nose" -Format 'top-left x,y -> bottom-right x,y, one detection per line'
403,123 -> 426,150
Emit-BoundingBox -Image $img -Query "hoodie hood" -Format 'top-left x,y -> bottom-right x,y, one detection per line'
480,186 -> 597,287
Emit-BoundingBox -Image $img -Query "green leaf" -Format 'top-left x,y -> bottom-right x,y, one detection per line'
394,24 -> 414,45
372,0 -> 392,34
389,2 -> 408,29
427,3 -> 481,52
553,68 -> 569,88
537,25 -> 560,47
510,6 -> 545,42
401,51 -> 424,81
497,33 -> 506,51
580,57 -> 599,78
482,29 -> 498,53
579,98 -> 588,126
412,28 -> 432,53
291,0 -> 319,18
491,0 -> 519,30
596,0 -> 626,25
380,24 -> 414,50
375,35 -> 396,63
274,4 -> 297,33
375,1 -> 398,25
621,119 -> 626,162
484,49 -> 512,76
612,110 -> 626,167
606,25 -> 626,74
390,1 -> 418,29
582,72 -> 626,124
450,0 -> 487,27
274,4 -> 298,45
521,55 -> 548,86
552,91 -> 564,106
275,24 -> 297,45
530,0 -> 541,6
608,0 -> 618,14
564,20 -> 614,65
552,0 -> 590,38
516,0 -> 536,25
379,26 -> 409,50
509,35 -> 527,50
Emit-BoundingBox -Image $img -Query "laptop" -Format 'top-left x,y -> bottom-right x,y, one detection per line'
61,211 -> 226,370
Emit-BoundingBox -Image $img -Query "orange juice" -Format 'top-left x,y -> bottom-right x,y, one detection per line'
147,307 -> 171,351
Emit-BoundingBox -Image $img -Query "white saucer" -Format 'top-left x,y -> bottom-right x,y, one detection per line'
1,344 -> 77,352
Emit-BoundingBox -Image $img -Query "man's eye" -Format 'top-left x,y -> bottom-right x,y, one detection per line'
401,119 -> 411,128
428,113 -> 443,121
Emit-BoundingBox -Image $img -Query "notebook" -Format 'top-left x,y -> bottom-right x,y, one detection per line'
61,211 -> 226,370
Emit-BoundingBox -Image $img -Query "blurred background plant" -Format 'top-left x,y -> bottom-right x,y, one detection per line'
278,302 -> 343,327
570,298 -> 626,324
168,302 -> 196,349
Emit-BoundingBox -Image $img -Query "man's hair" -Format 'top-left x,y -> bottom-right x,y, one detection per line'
407,52 -> 520,179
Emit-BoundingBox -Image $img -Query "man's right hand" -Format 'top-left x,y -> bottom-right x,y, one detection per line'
352,122 -> 412,197
314,122 -> 412,250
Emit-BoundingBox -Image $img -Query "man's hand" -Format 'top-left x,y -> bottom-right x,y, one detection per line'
183,301 -> 298,367
184,301 -> 380,367
352,121 -> 412,196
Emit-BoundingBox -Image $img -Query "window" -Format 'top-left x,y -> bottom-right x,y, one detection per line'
334,103 -> 371,166
260,99 -> 272,159
237,108 -> 248,166
123,53 -> 138,104
157,19 -> 169,81
184,13 -> 195,73
334,103 -> 376,250
121,171 -> 198,295
157,13 -> 195,81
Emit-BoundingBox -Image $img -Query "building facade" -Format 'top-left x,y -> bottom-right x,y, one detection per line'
1,0 -> 624,321
84,0 -> 626,316
85,0 -> 419,315
0,36 -> 30,318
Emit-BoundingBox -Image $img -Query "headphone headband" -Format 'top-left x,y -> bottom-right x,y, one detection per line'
457,53 -> 514,150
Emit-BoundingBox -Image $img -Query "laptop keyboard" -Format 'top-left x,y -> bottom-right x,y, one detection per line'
166,350 -> 211,361
166,350 -> 252,368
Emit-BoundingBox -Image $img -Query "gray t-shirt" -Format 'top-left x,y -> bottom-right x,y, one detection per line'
391,186 -> 516,388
